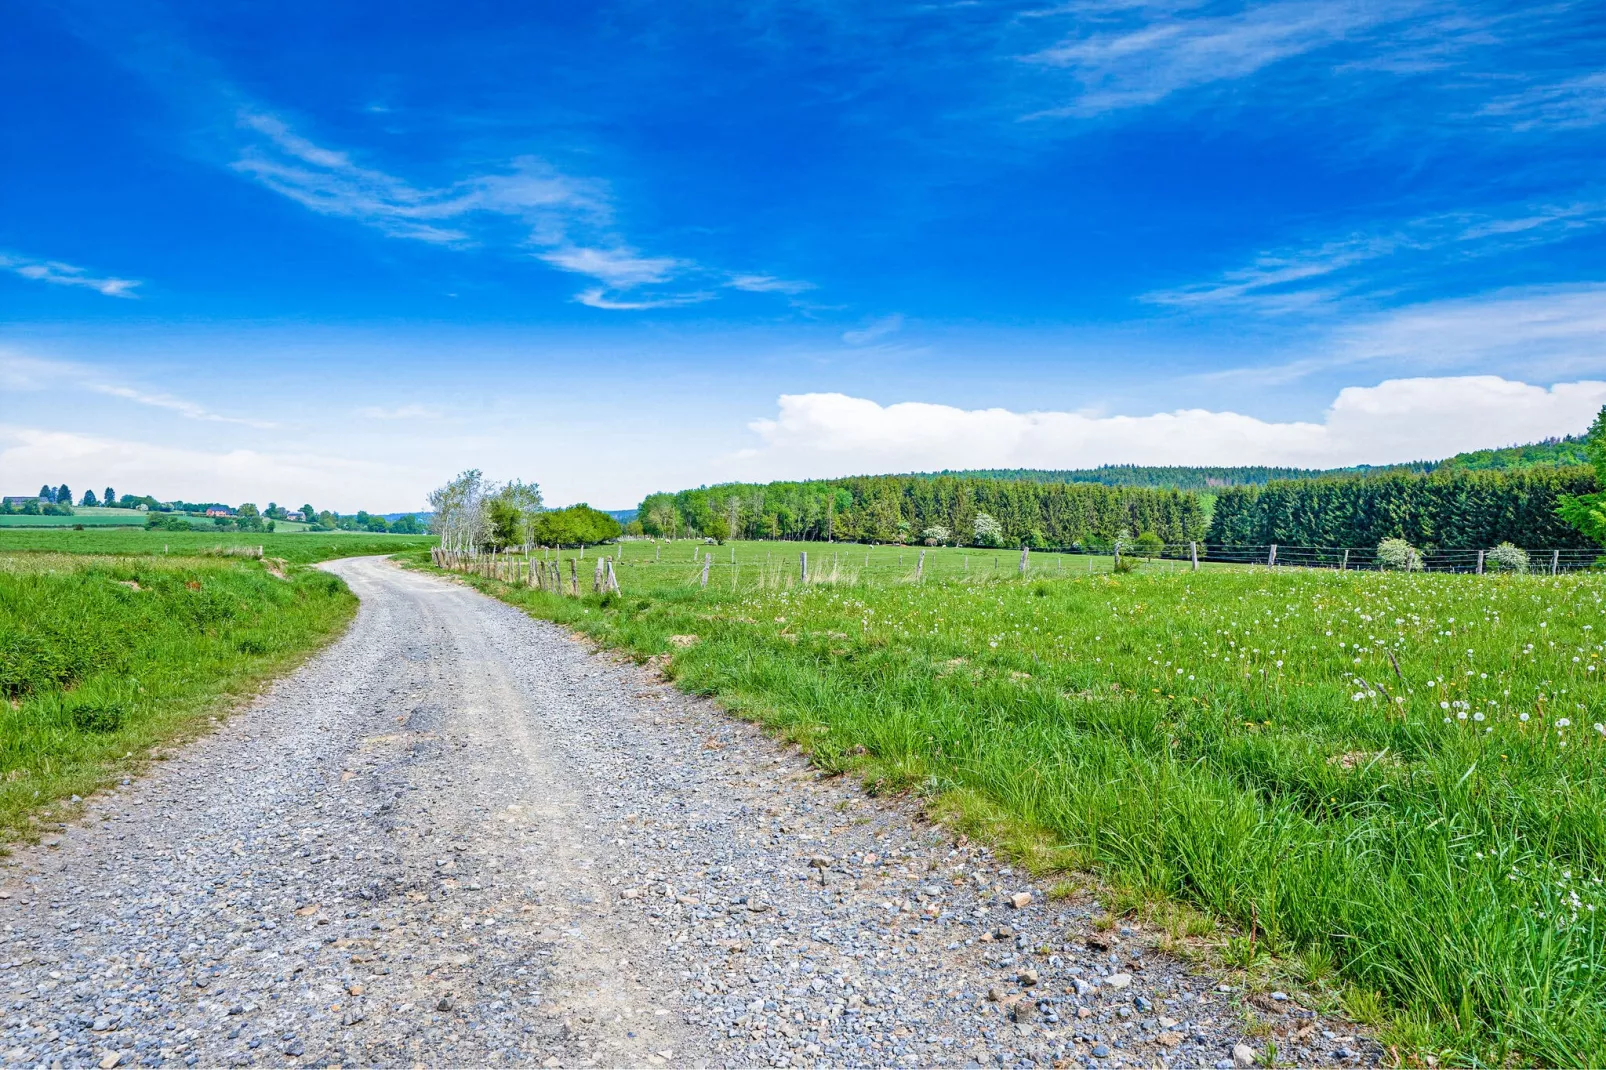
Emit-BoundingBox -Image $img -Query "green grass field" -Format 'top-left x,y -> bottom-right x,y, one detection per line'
0,508 -> 316,531
418,538 -> 1606,1065
0,551 -> 356,843
0,529 -> 434,564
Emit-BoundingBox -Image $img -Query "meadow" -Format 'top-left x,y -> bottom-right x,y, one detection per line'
423,538 -> 1606,1066
0,528 -> 433,563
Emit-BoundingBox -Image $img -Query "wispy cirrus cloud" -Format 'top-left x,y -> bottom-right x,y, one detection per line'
0,251 -> 140,298
574,288 -> 716,310
0,351 -> 274,427
1023,0 -> 1408,117
228,109 -> 784,311
842,314 -> 904,345
1147,198 -> 1606,313
1480,71 -> 1606,132
537,246 -> 684,288
727,274 -> 815,295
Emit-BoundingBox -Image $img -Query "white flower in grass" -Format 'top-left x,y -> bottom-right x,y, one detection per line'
1557,718 -> 1571,728
1458,712 -> 1468,721
1473,712 -> 1484,722
1440,701 -> 1450,709
1520,713 -> 1530,722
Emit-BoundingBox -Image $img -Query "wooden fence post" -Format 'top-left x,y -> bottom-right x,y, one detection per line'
916,548 -> 925,582
593,557 -> 604,592
1190,541 -> 1198,572
800,551 -> 808,584
1341,548 -> 1349,571
1019,547 -> 1029,574
606,558 -> 619,593
1268,544 -> 1278,567
1552,549 -> 1560,575
569,558 -> 579,596
701,553 -> 711,588
1476,549 -> 1485,575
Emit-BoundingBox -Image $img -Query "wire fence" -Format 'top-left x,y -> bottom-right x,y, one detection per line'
433,538 -> 1602,595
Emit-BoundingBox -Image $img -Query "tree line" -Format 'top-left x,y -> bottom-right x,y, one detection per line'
1206,466 -> 1599,549
634,474 -> 1209,547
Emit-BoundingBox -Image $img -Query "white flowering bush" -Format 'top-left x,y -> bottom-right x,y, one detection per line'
1487,542 -> 1529,573
972,512 -> 1003,547
1376,538 -> 1423,571
921,525 -> 951,546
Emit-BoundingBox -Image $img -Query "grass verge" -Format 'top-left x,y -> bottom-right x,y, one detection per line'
0,552 -> 356,842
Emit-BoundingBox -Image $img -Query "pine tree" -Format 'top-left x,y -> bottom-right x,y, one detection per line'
56,484 -> 72,506
81,489 -> 98,506
105,487 -> 116,507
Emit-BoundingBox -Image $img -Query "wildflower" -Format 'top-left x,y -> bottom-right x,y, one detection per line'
1473,712 -> 1484,722
1458,711 -> 1468,720
1557,718 -> 1572,728
1520,713 -> 1530,722
1440,701 -> 1450,709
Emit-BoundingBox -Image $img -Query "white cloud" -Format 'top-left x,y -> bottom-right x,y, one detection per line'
737,375 -> 1606,477
842,314 -> 904,345
1026,0 -> 1398,116
728,274 -> 815,294
0,425 -> 419,508
0,252 -> 140,298
0,351 -> 275,427
1480,71 -> 1606,132
573,288 -> 715,310
1338,284 -> 1606,372
1148,203 -> 1606,313
230,111 -> 706,304
538,246 -> 683,287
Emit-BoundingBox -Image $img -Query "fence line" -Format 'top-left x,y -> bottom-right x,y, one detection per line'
431,539 -> 1601,597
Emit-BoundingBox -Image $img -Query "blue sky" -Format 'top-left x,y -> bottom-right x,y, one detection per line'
4,0 -> 1606,509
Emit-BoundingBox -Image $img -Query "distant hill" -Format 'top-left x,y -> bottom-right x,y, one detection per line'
914,436 -> 1588,491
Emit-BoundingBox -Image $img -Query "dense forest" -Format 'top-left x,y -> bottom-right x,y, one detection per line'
636,475 -> 1207,547
908,436 -> 1589,491
1205,466 -> 1598,549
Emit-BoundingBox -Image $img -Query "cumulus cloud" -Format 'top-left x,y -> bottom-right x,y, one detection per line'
0,252 -> 140,298
737,376 -> 1606,478
0,425 -> 419,508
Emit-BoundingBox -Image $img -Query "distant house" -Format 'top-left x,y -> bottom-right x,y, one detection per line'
2,495 -> 44,507
204,507 -> 234,518
284,511 -> 306,522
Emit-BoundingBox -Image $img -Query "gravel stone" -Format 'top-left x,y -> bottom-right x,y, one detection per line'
0,558 -> 1381,1068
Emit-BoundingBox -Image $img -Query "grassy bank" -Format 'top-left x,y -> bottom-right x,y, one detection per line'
0,529 -> 434,563
0,552 -> 356,841
418,539 -> 1606,1066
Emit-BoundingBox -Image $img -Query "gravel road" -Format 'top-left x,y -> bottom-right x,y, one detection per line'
0,557 -> 1377,1069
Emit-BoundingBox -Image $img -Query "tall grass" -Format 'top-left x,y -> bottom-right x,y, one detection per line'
0,553 -> 355,839
424,540 -> 1606,1065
